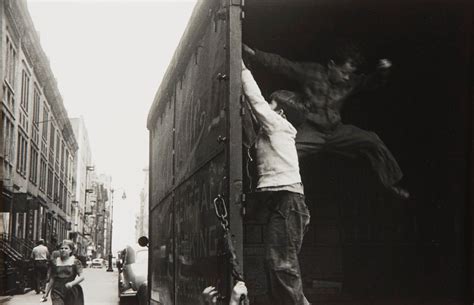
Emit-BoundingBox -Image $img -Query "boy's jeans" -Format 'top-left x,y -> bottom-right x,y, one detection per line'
264,191 -> 310,305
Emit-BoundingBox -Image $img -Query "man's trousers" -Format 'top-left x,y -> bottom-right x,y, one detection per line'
296,121 -> 403,188
34,260 -> 48,293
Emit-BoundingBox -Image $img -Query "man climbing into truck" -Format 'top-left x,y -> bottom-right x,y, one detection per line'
242,60 -> 311,305
243,43 -> 409,200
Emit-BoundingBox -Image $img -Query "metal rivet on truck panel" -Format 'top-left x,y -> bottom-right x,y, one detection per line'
217,73 -> 228,81
217,135 -> 227,143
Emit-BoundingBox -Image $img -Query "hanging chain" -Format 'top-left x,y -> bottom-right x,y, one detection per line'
212,194 -> 249,305
213,194 -> 229,231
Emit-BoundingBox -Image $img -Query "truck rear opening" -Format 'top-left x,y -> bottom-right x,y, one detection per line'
242,1 -> 470,304
147,0 -> 471,304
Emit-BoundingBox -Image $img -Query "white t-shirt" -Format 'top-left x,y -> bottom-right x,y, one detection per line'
242,69 -> 303,193
31,244 -> 49,260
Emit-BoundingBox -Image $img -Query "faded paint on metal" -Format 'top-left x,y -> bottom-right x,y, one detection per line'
150,195 -> 174,304
174,9 -> 227,185
150,96 -> 175,208
175,153 -> 227,305
148,0 -> 233,304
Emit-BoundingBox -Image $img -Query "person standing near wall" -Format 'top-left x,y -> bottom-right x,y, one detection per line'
31,239 -> 50,294
241,60 -> 311,305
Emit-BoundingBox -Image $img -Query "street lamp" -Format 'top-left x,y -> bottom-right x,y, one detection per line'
106,187 -> 126,272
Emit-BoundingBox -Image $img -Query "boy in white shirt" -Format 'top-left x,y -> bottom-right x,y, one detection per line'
242,61 -> 310,305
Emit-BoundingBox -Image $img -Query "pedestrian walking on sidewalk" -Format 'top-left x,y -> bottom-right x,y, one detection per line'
42,240 -> 85,305
31,239 -> 50,294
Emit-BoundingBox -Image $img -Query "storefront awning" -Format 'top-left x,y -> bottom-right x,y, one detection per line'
0,191 -> 13,212
8,193 -> 41,213
12,193 -> 29,212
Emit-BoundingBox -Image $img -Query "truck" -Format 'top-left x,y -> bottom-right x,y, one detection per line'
146,0 -> 472,304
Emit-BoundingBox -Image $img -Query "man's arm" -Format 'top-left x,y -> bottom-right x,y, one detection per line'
243,44 -> 320,83
241,61 -> 281,131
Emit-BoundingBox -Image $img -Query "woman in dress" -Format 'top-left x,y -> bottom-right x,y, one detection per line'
42,239 -> 85,305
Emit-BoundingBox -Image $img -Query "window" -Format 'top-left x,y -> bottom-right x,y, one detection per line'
2,113 -> 15,180
32,87 -> 40,124
56,135 -> 60,157
4,35 -> 17,112
20,69 -> 30,111
39,157 -> 47,191
60,141 -> 65,172
55,134 -> 60,172
49,123 -> 55,149
29,147 -> 39,184
53,174 -> 59,203
47,167 -> 53,198
49,123 -> 55,164
5,35 -> 17,88
42,107 -> 49,140
32,87 -> 41,144
66,193 -> 71,216
59,181 -> 64,209
16,132 -> 28,177
2,113 -> 15,163
62,184 -> 67,211
41,107 -> 48,155
3,84 -> 15,112
65,149 -> 70,180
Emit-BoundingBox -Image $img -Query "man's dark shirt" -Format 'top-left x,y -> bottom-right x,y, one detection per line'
253,49 -> 388,131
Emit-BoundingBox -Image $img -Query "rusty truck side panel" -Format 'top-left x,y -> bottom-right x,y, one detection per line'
150,98 -> 175,210
173,10 -> 229,302
149,0 -> 472,304
147,1 -> 243,304
149,195 -> 173,304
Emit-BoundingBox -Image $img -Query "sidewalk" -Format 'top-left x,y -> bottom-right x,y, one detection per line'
0,296 -> 13,304
1,268 -> 119,305
0,290 -> 39,305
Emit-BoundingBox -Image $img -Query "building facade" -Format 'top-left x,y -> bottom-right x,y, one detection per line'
92,174 -> 111,258
97,174 -> 112,260
69,117 -> 94,257
1,0 -> 78,253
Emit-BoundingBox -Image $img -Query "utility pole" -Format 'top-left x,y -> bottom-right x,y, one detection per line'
106,189 -> 115,272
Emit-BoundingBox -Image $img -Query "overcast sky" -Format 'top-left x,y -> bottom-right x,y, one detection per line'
27,0 -> 197,251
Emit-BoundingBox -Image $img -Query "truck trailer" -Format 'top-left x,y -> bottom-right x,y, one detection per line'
146,0 -> 472,304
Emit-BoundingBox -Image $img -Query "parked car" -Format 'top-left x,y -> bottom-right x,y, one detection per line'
91,258 -> 104,268
118,244 -> 148,305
